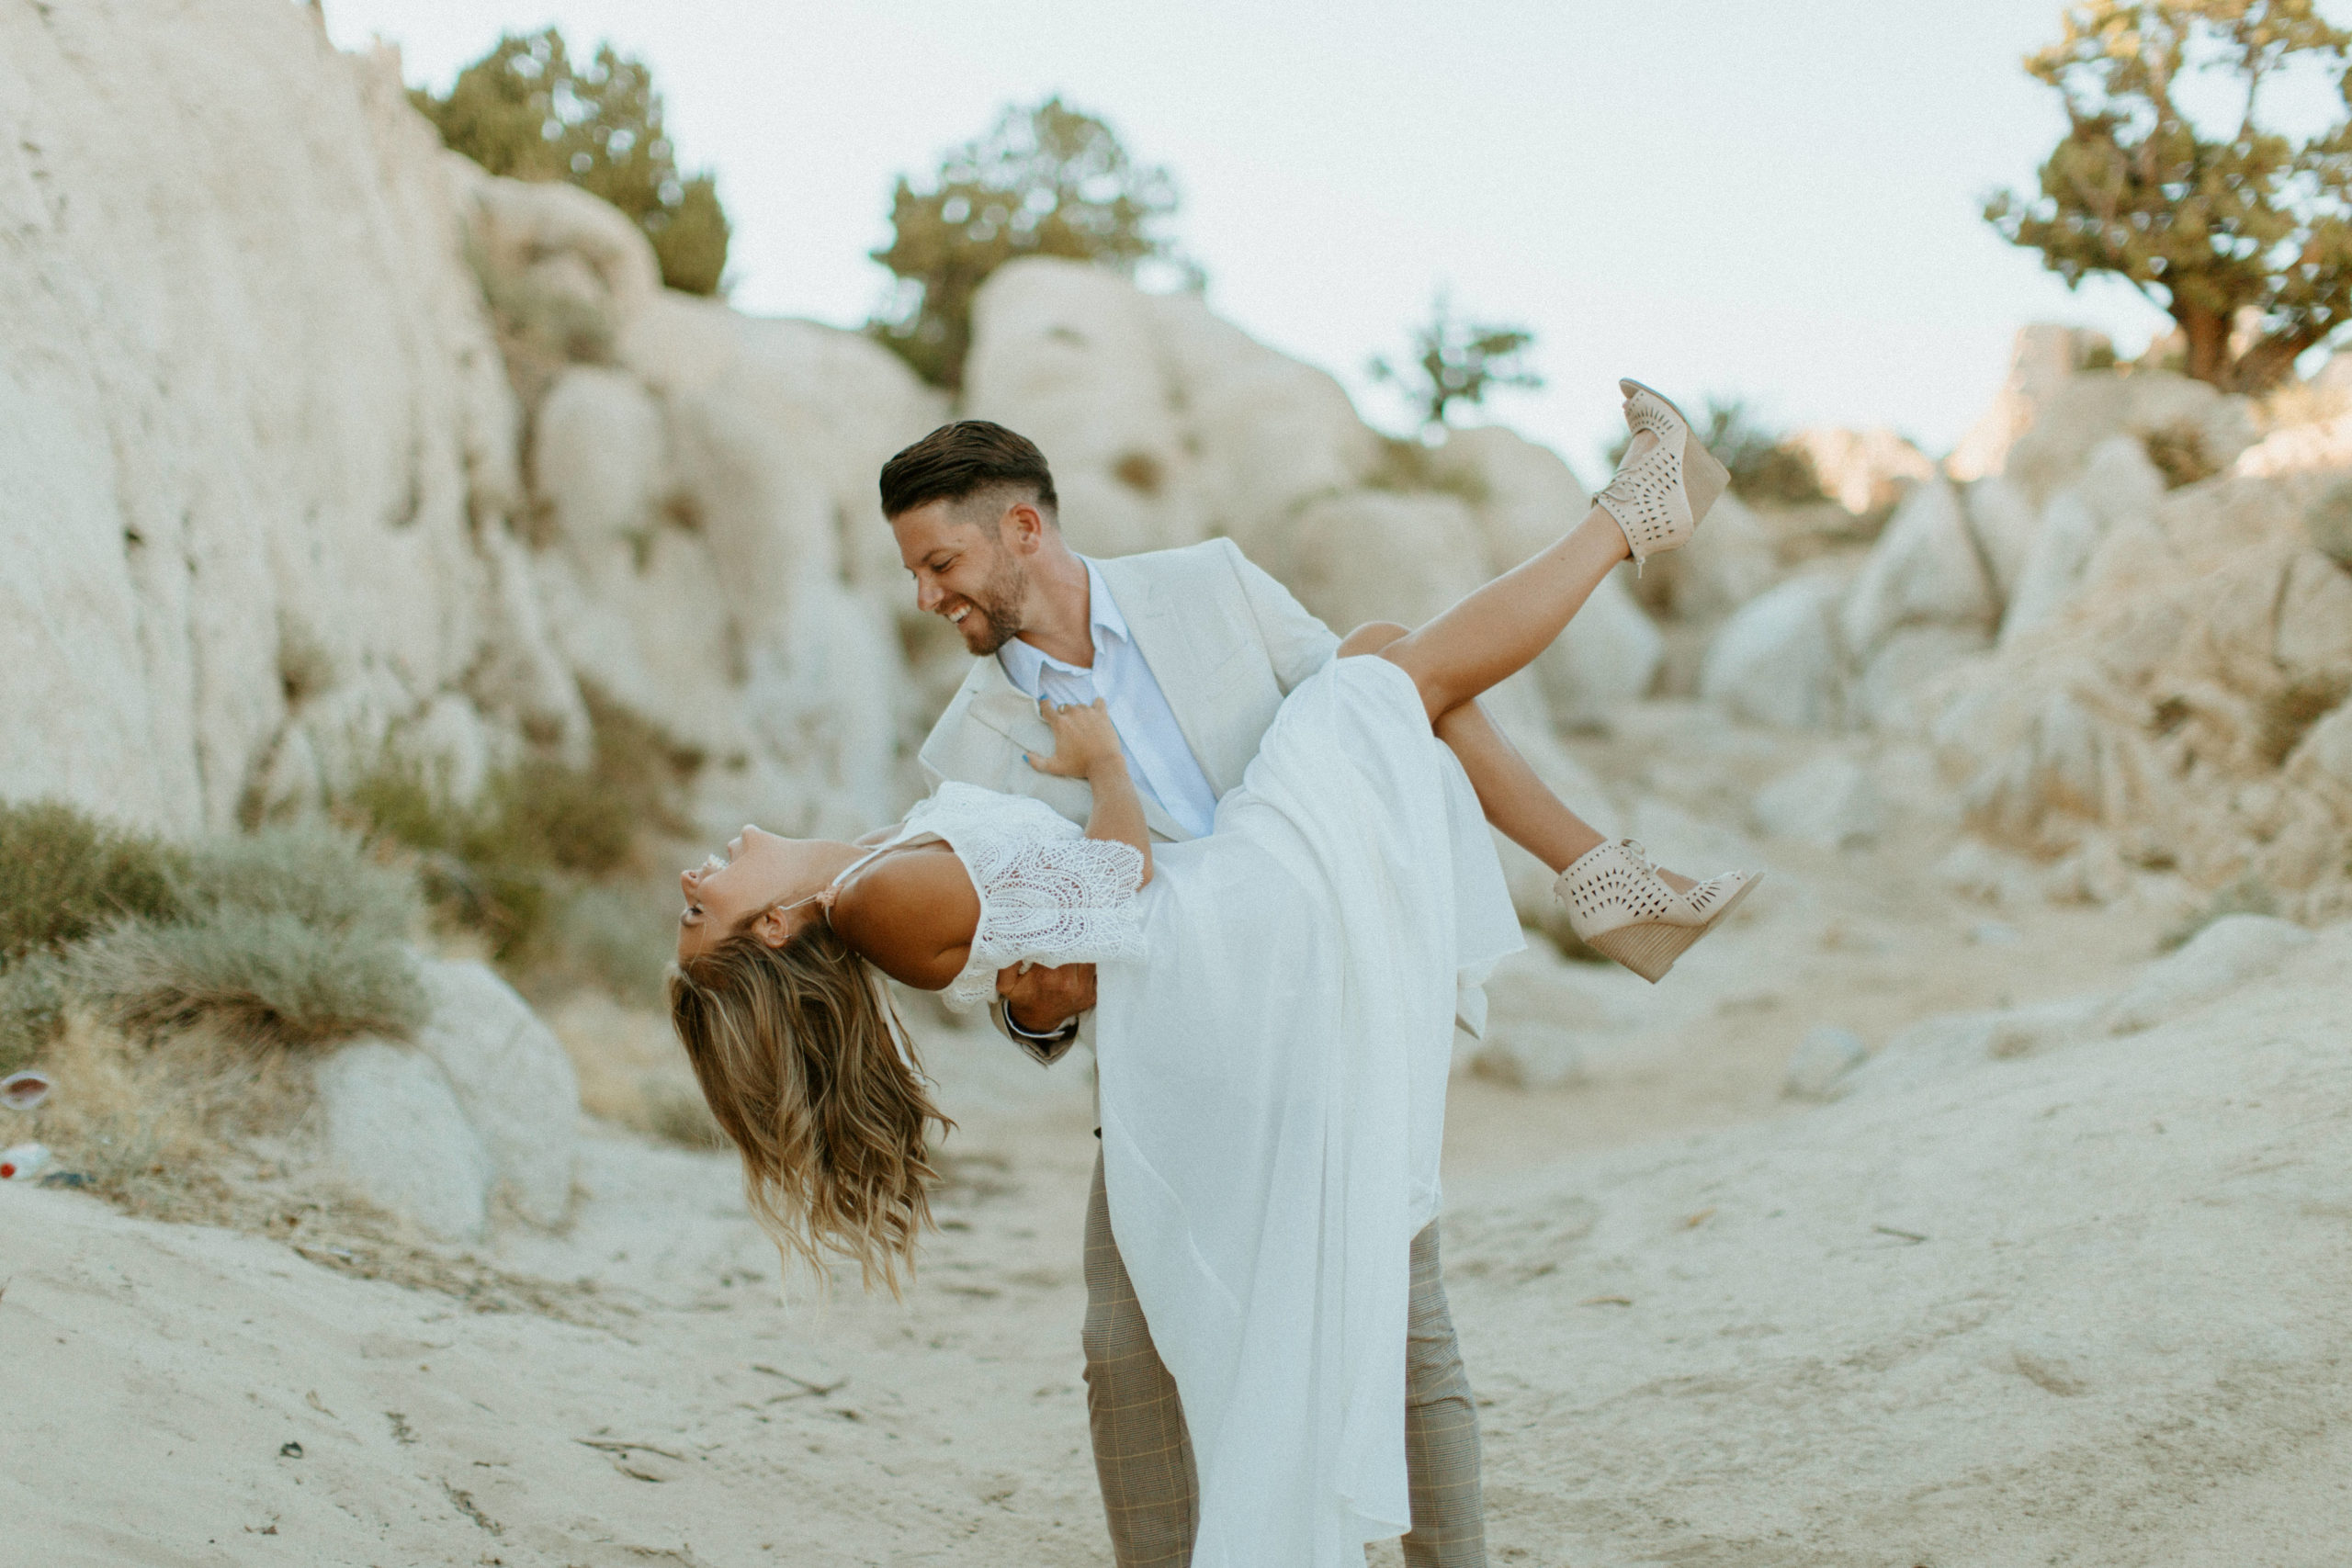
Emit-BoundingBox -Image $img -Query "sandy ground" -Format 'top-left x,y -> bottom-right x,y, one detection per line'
6,732 -> 2350,1566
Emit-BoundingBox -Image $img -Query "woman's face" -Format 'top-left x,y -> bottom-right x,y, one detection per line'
677,827 -> 826,962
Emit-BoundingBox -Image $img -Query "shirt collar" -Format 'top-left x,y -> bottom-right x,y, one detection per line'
997,558 -> 1128,695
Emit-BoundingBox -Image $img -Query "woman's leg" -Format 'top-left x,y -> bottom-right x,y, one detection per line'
1379,505 -> 1633,722
1339,623 -> 1605,874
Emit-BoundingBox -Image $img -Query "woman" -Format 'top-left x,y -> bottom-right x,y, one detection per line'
669,381 -> 1757,1563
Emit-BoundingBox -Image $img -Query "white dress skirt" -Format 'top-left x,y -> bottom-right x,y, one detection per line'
874,654 -> 1521,1565
1091,655 -> 1521,1567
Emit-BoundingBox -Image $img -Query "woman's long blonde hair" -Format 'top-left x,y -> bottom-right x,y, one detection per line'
668,921 -> 950,1291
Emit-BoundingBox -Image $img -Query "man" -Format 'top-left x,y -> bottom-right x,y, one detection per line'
884,420 -> 1487,1568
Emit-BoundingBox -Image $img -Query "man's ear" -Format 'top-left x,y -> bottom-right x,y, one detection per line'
1001,501 -> 1048,554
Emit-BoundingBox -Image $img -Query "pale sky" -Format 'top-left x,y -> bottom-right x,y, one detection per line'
321,0 -> 2333,479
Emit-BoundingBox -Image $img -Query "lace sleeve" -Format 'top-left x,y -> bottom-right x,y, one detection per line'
944,834 -> 1148,1010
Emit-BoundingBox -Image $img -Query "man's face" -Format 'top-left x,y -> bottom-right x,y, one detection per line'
891,499 -> 1031,655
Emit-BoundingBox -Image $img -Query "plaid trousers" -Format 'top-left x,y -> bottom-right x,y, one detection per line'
1081,1153 -> 1486,1566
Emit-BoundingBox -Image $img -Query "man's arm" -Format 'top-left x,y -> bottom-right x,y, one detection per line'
1222,538 -> 1340,694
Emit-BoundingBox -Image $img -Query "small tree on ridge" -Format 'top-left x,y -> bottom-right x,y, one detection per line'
1985,0 -> 2352,391
413,28 -> 730,297
1370,291 -> 1544,431
869,96 -> 1199,389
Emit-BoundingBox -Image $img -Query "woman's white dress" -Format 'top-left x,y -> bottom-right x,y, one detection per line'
884,655 -> 1521,1567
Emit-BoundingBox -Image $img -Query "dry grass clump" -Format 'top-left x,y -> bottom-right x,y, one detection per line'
0,802 -> 425,1073
69,908 -> 423,1049
0,799 -> 183,964
8,1012 -> 315,1221
78,825 -> 425,1051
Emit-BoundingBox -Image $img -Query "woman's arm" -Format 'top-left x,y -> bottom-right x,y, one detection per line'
1026,698 -> 1154,886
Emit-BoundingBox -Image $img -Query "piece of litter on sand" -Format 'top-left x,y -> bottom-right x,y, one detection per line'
1682,1208 -> 1717,1229
279,1441 -> 303,1459
305,1391 -> 335,1418
1873,1225 -> 1929,1244
1,1071 -> 51,1111
1,1143 -> 51,1180
1579,1294 -> 1634,1307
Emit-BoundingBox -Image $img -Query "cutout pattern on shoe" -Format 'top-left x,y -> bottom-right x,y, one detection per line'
1594,390 -> 1692,566
1553,839 -> 1762,984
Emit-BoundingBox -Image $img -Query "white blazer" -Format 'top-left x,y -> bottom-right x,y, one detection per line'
917,537 -> 1340,840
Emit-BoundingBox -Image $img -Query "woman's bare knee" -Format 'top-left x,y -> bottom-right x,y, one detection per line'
1338,620 -> 1411,658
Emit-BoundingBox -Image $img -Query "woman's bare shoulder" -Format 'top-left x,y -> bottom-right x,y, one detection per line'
831,846 -> 980,991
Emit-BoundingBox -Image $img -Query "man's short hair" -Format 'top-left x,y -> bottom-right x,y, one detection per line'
878,421 -> 1058,521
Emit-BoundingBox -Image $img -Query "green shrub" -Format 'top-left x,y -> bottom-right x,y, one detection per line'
68,908 -> 428,1050
0,800 -> 185,967
335,685 -> 696,965
412,28 -> 731,296
175,824 -> 424,938
0,808 -> 428,1057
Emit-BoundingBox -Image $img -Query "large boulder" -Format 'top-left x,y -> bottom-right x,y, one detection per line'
959,261 -> 1211,558
2102,915 -> 2313,1035
2000,436 -> 2166,645
1838,478 -> 1997,661
1927,462 -> 2352,919
1699,571 -> 1849,729
1962,476 -> 2041,605
962,258 -> 1379,568
1994,367 -> 2255,508
1283,490 -> 1489,634
454,160 -> 664,368
314,1041 -> 494,1242
1946,325 -> 2115,485
411,959 -> 581,1227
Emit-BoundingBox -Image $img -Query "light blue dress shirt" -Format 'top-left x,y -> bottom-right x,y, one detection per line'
995,558 -> 1222,840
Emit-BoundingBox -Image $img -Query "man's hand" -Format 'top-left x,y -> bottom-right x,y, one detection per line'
996,961 -> 1097,1035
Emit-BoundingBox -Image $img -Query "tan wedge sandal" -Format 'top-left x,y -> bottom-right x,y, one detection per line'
1593,378 -> 1732,570
1554,838 -> 1761,984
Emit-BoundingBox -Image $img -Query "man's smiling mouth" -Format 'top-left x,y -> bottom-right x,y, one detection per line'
948,605 -> 970,624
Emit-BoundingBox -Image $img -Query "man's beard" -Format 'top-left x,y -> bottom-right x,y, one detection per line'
956,552 -> 1029,655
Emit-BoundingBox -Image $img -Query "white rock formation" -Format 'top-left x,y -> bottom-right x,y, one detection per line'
315,1041 -> 495,1242
1838,477 -> 1997,663
2101,915 -> 2314,1035
1947,325 -> 2114,483
0,6 -> 572,833
411,959 -> 582,1228
963,258 -> 1379,564
1699,572 -> 1850,729
1999,435 -> 2166,645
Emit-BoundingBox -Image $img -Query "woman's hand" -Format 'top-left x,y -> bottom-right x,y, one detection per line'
1026,697 -> 1127,779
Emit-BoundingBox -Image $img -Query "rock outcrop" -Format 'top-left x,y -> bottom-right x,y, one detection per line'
2,3 -> 566,834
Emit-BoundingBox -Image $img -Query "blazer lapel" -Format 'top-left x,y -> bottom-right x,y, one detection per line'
1097,558 -> 1247,796
956,646 -> 1190,842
